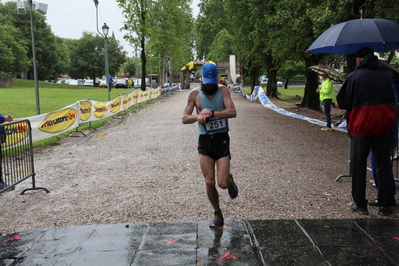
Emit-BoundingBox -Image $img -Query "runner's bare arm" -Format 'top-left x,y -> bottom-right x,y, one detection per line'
182,89 -> 200,124
214,85 -> 237,119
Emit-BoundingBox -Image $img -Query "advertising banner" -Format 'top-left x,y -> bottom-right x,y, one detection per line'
17,88 -> 161,142
229,55 -> 236,83
247,86 -> 347,132
25,102 -> 80,142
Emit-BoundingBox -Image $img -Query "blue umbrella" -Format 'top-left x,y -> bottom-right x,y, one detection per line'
307,18 -> 399,54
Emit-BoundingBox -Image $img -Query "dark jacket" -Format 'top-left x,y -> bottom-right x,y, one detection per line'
0,114 -> 6,143
337,55 -> 396,138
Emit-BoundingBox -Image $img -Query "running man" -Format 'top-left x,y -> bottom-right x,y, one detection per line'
182,63 -> 238,228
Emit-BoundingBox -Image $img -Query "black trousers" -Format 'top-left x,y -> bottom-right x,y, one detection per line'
350,134 -> 393,208
0,143 -> 2,183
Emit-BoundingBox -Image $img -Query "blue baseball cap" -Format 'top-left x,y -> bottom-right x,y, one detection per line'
202,63 -> 218,84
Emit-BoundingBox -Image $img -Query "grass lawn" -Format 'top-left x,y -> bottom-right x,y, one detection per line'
1,79 -> 135,118
244,85 -> 339,107
244,86 -> 305,105
0,79 -> 151,146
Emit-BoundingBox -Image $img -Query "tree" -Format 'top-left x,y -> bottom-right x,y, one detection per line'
0,3 -> 31,80
52,36 -> 72,78
118,0 -> 152,90
69,32 -> 126,81
207,29 -> 234,61
196,0 -> 229,60
278,61 -> 305,89
121,58 -> 137,78
147,0 -> 194,85
0,23 -> 30,78
225,0 -> 284,97
0,1 -> 59,80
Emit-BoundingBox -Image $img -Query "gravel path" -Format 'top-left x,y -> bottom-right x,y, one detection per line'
1,85 -> 397,235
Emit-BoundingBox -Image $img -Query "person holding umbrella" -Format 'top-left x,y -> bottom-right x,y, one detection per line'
369,61 -> 399,207
316,73 -> 334,131
337,47 -> 396,216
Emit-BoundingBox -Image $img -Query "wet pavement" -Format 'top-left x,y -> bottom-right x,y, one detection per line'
1,219 -> 399,265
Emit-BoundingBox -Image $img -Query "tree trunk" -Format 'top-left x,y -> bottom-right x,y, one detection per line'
0,77 -> 12,88
284,78 -> 289,89
141,39 -> 147,91
346,54 -> 356,74
159,62 -> 165,86
266,69 -> 278,98
301,56 -> 321,111
250,71 -> 258,94
301,70 -> 320,111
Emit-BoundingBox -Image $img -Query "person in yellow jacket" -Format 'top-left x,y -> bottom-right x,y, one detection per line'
316,74 -> 334,131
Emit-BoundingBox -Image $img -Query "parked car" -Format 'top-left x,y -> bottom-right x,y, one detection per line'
99,79 -> 107,87
68,80 -> 79,85
260,77 -> 268,87
115,79 -> 128,88
133,78 -> 141,88
260,78 -> 284,87
83,79 -> 94,86
56,80 -> 66,84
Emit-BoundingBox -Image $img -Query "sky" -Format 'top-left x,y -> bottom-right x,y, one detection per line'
5,0 -> 200,56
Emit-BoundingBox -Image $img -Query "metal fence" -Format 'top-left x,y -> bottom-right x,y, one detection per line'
0,119 -> 49,194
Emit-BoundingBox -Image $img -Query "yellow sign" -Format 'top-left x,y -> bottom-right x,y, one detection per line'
39,108 -> 77,133
80,101 -> 92,121
123,94 -> 132,109
94,103 -> 108,118
140,91 -> 149,101
1,121 -> 29,147
133,91 -> 139,103
110,98 -> 122,113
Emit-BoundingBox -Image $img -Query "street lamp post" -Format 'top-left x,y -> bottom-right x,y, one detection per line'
17,0 -> 42,114
93,0 -> 110,101
29,0 -> 40,114
102,23 -> 110,101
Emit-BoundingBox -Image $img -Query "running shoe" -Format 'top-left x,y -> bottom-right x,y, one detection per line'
378,207 -> 392,216
321,127 -> 333,132
228,174 -> 238,199
209,210 -> 224,228
351,203 -> 369,215
368,198 -> 396,207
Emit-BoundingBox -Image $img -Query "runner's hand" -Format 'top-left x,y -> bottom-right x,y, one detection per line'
197,109 -> 212,124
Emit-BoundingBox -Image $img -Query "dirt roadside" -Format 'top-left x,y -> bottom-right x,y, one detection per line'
0,87 -> 395,236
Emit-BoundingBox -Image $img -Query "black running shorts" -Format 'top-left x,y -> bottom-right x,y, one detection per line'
198,132 -> 230,161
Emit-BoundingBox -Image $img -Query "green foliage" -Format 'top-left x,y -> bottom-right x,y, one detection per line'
0,1 -> 60,80
278,61 -> 306,88
207,29 -> 234,61
118,0 -> 152,89
0,23 -> 30,77
196,0 -> 229,60
0,3 -> 30,77
121,58 -> 137,78
391,57 -> 399,70
69,32 -> 127,80
52,36 -> 72,77
2,79 -> 158,147
2,79 -> 135,117
147,0 -> 194,72
118,0 -> 194,87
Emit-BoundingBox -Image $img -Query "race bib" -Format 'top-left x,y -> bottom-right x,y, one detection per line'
205,118 -> 227,131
